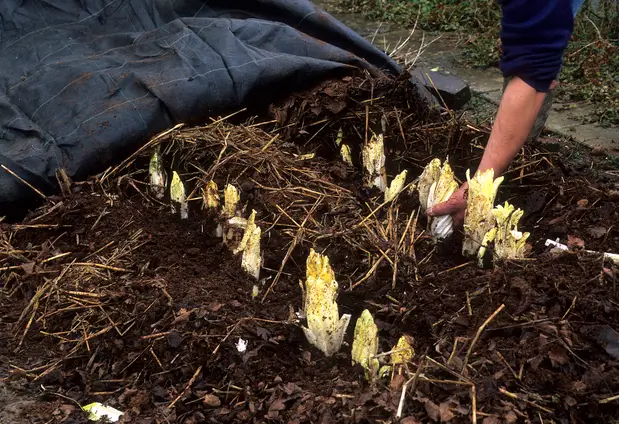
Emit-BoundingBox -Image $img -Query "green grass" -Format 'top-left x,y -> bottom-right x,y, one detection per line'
339,0 -> 619,126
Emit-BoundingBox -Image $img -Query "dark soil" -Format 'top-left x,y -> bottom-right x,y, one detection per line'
1,74 -> 619,424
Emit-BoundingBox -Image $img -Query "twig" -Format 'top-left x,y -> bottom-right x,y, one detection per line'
1,165 -> 48,200
471,385 -> 477,424
499,387 -> 553,413
462,304 -> 505,373
262,199 -> 321,302
350,253 -> 388,290
70,262 -> 130,272
396,355 -> 426,419
168,366 -> 202,408
101,123 -> 185,182
599,393 -> 619,404
562,296 -> 577,320
39,390 -> 82,409
437,261 -> 473,275
496,351 -> 519,380
425,356 -> 473,385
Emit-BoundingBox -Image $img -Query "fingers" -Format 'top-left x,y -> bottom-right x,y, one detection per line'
427,199 -> 460,217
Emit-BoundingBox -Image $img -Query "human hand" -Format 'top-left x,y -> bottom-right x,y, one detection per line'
426,182 -> 468,227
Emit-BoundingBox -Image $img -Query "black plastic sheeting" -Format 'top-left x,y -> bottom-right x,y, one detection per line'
0,0 -> 430,219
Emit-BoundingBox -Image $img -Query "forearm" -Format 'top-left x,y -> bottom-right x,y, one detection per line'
477,77 -> 547,177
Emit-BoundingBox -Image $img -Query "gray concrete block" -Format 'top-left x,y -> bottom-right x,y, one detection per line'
410,67 -> 471,110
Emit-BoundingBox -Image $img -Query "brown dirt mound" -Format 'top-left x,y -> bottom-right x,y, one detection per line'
1,75 -> 619,424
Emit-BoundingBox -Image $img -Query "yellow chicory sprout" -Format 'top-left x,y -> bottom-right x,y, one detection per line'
341,144 -> 353,166
301,249 -> 351,357
362,133 -> 387,192
428,162 -> 459,239
202,180 -> 220,210
170,171 -> 188,219
223,184 -> 241,218
336,128 -> 354,166
385,170 -> 408,203
478,202 -> 530,265
233,210 -> 256,254
149,151 -> 166,200
417,159 -> 458,240
242,226 -> 262,280
352,309 -> 380,381
234,210 -> 262,280
390,335 -> 414,369
417,158 -> 441,211
462,169 -> 504,257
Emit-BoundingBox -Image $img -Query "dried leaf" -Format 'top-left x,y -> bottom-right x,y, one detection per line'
208,302 -> 223,312
439,402 -> 455,422
172,308 -> 194,324
424,400 -> 440,422
587,226 -> 607,239
203,394 -> 221,407
577,199 -> 589,208
268,398 -> 286,412
504,411 -> 518,423
389,373 -> 406,391
567,235 -> 585,250
284,382 -> 302,396
256,327 -> 270,340
400,417 -> 422,424
548,346 -> 569,366
20,262 -> 35,274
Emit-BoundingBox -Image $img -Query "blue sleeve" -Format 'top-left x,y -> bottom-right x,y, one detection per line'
499,0 -> 574,92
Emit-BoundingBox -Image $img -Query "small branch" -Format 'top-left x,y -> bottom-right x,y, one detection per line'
499,387 -> 553,414
168,365 -> 202,408
1,165 -> 48,201
462,304 -> 505,373
600,393 -> 619,404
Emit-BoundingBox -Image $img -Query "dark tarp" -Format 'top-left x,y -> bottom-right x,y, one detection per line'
0,0 -> 431,219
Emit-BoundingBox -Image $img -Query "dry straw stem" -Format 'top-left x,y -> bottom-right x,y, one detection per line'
168,366 -> 202,408
600,393 -> 619,404
462,304 -> 505,373
499,387 -> 553,414
1,164 -> 48,201
396,355 -> 427,419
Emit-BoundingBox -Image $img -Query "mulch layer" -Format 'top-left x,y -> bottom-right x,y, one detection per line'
1,73 -> 619,424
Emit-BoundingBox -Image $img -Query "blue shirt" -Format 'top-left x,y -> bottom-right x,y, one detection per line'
499,0 -> 580,92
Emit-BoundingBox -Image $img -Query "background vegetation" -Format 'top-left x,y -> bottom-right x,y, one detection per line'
339,0 -> 619,126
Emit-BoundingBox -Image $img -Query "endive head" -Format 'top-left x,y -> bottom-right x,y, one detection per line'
203,180 -> 220,210
352,309 -> 380,379
417,158 -> 441,210
492,202 -> 516,227
149,151 -> 166,199
223,184 -> 241,218
391,335 -> 414,366
335,128 -> 343,147
362,133 -> 387,191
466,169 -> 504,205
149,151 -> 163,177
304,248 -> 339,315
385,170 -> 408,203
340,144 -> 353,166
242,226 -> 262,280
170,171 -> 185,205
306,248 -> 336,291
428,161 -> 459,208
462,168 -> 504,257
301,249 -> 350,357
